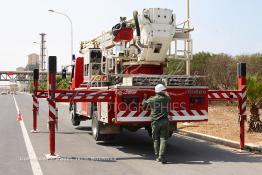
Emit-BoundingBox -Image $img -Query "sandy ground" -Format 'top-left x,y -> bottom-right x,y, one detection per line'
178,102 -> 262,146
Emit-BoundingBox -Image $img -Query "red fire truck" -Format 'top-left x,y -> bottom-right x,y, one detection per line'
67,8 -> 208,141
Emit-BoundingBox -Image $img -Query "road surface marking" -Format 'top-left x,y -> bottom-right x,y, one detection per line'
12,95 -> 43,175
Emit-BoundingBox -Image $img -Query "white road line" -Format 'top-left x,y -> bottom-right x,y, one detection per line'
12,95 -> 43,175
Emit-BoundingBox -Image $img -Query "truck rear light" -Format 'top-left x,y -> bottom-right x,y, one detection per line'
190,96 -> 205,105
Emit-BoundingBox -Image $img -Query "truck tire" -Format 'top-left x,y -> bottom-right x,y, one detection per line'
91,111 -> 103,141
71,113 -> 80,126
145,127 -> 152,138
107,134 -> 116,140
168,130 -> 173,138
71,103 -> 80,126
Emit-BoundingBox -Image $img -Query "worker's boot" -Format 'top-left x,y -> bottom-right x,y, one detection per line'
158,155 -> 167,164
153,140 -> 160,161
156,156 -> 160,162
159,138 -> 168,164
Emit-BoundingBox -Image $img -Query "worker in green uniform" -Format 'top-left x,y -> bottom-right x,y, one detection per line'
142,84 -> 171,164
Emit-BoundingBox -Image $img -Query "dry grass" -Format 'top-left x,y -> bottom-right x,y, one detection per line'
178,102 -> 262,145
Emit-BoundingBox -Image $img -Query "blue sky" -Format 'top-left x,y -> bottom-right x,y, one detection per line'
0,0 -> 261,71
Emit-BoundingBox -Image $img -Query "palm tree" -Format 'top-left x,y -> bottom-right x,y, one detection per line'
247,74 -> 262,132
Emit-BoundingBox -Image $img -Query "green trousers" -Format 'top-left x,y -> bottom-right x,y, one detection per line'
151,118 -> 169,158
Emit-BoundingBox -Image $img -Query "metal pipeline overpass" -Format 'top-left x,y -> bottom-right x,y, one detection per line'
0,71 -> 70,81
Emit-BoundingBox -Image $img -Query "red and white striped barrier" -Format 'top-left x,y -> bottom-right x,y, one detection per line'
36,90 -> 48,98
239,85 -> 247,116
33,96 -> 39,109
31,95 -> 39,132
48,99 -> 57,123
46,56 -> 58,158
169,110 -> 208,121
116,110 -> 208,122
32,70 -> 40,133
170,109 -> 207,116
208,90 -> 242,100
54,90 -> 114,102
237,63 -> 247,149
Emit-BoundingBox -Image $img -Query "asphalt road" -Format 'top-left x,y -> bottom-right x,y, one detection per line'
1,93 -> 262,175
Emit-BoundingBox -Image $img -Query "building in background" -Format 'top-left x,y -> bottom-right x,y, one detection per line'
28,53 -> 39,64
16,66 -> 25,72
26,53 -> 39,71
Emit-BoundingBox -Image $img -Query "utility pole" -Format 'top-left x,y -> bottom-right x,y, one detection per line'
40,33 -> 46,71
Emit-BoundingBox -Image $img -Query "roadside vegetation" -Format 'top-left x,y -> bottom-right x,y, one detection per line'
246,75 -> 262,132
167,52 -> 262,132
29,75 -> 70,92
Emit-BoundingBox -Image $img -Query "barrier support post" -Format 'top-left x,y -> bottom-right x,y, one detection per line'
31,69 -> 40,133
237,63 -> 247,150
46,56 -> 59,159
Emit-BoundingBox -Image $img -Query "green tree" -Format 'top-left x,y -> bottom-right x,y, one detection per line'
246,75 -> 262,132
191,52 -> 212,75
166,59 -> 185,75
206,54 -> 236,89
236,54 -> 262,77
39,80 -> 47,90
30,76 -> 70,92
56,76 -> 70,90
166,52 -> 212,76
191,52 -> 212,86
29,80 -> 47,93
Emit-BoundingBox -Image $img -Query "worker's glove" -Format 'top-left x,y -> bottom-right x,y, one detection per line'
164,91 -> 170,97
143,93 -> 148,100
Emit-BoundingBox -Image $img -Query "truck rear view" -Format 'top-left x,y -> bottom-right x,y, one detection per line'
69,8 -> 208,141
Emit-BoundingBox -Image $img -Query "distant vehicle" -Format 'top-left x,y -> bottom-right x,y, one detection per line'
1,91 -> 7,95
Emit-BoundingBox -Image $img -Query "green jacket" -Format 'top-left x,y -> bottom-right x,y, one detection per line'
142,93 -> 171,121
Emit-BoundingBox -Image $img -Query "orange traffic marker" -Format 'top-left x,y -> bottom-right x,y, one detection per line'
17,111 -> 22,121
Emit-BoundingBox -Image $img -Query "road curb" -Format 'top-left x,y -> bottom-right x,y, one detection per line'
177,129 -> 262,153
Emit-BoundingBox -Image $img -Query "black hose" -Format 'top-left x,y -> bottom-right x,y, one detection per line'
133,10 -> 140,37
170,14 -> 174,24
133,10 -> 151,48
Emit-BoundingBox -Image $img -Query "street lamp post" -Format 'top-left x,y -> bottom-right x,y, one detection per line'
48,9 -> 74,63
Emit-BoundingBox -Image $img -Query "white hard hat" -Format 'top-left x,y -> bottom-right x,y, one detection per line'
155,84 -> 166,93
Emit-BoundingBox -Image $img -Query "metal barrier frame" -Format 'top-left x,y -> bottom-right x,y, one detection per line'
31,57 -> 247,157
